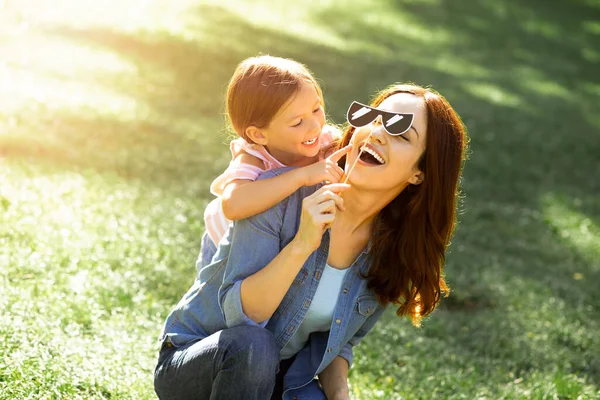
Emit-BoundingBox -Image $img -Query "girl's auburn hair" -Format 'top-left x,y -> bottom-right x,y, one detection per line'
226,55 -> 324,142
338,83 -> 469,326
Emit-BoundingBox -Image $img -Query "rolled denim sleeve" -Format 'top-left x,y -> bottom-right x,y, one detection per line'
218,170 -> 288,329
338,305 -> 387,368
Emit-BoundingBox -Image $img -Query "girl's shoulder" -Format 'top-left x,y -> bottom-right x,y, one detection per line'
230,137 -> 285,170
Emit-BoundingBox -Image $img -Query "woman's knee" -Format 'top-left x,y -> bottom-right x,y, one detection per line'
220,326 -> 280,376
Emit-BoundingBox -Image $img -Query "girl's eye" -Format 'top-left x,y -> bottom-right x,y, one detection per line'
398,134 -> 409,141
292,120 -> 302,127
313,106 -> 321,113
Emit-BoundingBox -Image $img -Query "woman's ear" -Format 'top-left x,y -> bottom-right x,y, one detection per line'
409,171 -> 424,185
245,126 -> 268,145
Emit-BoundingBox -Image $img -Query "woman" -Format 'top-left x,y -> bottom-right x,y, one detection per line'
154,83 -> 468,400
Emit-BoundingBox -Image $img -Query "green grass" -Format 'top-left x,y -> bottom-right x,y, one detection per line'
1,0 -> 599,398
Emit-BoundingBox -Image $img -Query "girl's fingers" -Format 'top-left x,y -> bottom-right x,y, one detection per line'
329,165 -> 345,182
326,171 -> 341,184
333,165 -> 345,181
327,144 -> 353,163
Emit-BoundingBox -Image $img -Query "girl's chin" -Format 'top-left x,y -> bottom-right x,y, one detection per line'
302,145 -> 321,157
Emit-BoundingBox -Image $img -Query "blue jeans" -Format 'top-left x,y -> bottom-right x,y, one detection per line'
154,326 -> 284,400
196,231 -> 217,274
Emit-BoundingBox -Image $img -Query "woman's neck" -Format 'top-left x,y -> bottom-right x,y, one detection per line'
335,182 -> 409,232
333,187 -> 394,235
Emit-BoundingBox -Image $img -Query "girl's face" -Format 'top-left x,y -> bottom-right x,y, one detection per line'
253,81 -> 326,166
346,93 -> 428,192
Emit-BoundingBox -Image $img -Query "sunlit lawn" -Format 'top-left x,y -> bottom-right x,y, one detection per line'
1,0 -> 599,398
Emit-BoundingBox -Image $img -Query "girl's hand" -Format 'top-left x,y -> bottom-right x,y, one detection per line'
300,145 -> 352,186
292,183 -> 351,254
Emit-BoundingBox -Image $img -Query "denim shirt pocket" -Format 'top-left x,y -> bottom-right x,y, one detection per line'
356,295 -> 379,318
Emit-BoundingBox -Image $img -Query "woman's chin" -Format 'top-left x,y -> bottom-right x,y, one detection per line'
346,159 -> 384,178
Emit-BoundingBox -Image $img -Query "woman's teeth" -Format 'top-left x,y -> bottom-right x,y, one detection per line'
302,137 -> 318,145
361,145 -> 385,164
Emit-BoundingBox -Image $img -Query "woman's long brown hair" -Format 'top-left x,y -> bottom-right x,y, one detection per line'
339,84 -> 468,326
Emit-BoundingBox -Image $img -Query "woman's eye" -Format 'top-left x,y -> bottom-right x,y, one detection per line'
292,120 -> 302,127
313,107 -> 321,113
399,134 -> 409,141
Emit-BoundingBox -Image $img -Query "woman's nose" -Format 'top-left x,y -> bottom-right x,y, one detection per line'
369,116 -> 387,143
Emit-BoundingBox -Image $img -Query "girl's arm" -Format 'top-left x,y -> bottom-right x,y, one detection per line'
222,146 -> 351,221
318,356 -> 350,400
221,152 -> 306,221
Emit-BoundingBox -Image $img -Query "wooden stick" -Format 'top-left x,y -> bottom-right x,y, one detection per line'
342,131 -> 373,184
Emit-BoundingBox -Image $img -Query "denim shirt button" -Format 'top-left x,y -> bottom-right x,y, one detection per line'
343,288 -> 348,294
327,348 -> 332,353
335,318 -> 341,324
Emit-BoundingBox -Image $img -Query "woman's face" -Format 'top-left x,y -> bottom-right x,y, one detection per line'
346,93 -> 428,192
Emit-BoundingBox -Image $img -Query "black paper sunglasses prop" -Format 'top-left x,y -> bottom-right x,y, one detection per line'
343,101 -> 415,183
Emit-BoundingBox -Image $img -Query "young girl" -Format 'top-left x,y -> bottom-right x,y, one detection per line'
201,55 -> 350,262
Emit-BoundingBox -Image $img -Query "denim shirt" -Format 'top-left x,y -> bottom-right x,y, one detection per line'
159,168 -> 387,399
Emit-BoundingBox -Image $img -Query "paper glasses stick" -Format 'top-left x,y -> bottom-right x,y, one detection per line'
342,130 -> 374,184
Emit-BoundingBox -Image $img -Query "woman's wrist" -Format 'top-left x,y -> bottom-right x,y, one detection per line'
289,235 -> 316,258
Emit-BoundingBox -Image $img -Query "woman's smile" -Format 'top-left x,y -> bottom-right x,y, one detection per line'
357,142 -> 386,166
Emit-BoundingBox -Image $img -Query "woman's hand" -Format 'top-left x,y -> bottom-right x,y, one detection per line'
292,182 -> 351,254
319,356 -> 351,400
299,145 -> 352,186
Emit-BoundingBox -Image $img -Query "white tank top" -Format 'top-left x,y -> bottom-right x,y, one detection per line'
280,264 -> 350,360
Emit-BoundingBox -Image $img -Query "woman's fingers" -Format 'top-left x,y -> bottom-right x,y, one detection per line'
316,199 -> 337,214
296,183 -> 350,252
316,191 -> 345,211
309,183 -> 351,199
305,187 -> 346,212
316,213 -> 336,229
